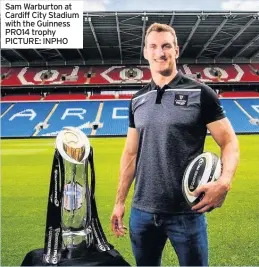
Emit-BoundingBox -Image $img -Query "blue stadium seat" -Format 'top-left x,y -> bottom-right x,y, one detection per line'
1,102 -> 55,137
1,99 -> 258,137
1,103 -> 12,115
236,99 -> 259,118
96,101 -> 130,135
39,101 -> 100,136
220,99 -> 259,133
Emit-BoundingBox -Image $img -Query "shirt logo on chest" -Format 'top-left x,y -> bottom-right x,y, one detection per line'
174,94 -> 188,106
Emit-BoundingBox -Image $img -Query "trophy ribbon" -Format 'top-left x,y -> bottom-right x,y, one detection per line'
43,150 -> 65,265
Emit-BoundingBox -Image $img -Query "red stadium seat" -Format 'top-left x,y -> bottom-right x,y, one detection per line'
43,94 -> 87,100
220,91 -> 259,98
89,95 -> 115,99
0,94 -> 42,101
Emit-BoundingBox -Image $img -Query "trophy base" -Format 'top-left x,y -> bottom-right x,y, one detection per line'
21,247 -> 130,266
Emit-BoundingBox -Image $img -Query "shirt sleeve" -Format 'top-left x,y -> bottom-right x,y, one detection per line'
200,85 -> 225,125
128,99 -> 135,128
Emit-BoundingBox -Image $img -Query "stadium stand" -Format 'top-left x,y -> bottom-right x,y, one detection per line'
89,95 -> 115,100
38,101 -> 100,136
43,93 -> 87,101
0,94 -> 42,101
236,99 -> 259,119
1,63 -> 259,138
118,95 -> 134,99
1,64 -> 259,87
1,98 -> 259,137
221,99 -> 259,133
220,92 -> 259,97
0,66 -> 90,86
88,66 -> 114,84
96,101 -> 130,135
1,12 -> 259,138
1,103 -> 13,115
1,102 -> 56,137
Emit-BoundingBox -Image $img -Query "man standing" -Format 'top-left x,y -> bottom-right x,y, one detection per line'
111,23 -> 239,266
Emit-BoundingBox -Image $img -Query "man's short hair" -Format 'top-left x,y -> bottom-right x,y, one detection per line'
145,23 -> 178,47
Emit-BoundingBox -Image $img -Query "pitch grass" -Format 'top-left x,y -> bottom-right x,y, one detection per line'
1,135 -> 259,266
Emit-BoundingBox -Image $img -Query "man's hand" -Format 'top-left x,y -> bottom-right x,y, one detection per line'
111,203 -> 127,237
191,179 -> 231,213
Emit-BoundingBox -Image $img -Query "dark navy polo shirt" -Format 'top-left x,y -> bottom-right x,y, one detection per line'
129,71 -> 225,214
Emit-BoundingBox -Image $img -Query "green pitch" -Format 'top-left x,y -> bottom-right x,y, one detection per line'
1,135 -> 259,266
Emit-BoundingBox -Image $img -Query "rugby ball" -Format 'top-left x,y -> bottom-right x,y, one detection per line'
182,152 -> 222,207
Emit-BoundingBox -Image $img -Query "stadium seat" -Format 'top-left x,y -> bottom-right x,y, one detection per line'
1,94 -> 42,101
44,94 -> 87,100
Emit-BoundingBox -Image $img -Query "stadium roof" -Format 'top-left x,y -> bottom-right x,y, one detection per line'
1,11 -> 259,67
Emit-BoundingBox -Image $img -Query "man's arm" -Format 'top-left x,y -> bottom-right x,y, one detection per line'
208,117 -> 240,189
192,118 -> 240,213
111,127 -> 139,237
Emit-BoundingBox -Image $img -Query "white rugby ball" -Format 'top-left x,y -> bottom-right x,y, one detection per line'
182,152 -> 222,207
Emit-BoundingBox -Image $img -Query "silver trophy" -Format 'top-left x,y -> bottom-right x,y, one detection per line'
55,127 -> 92,250
42,126 -> 112,265
21,127 -> 129,266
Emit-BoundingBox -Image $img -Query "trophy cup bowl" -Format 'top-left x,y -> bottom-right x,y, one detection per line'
56,127 -> 90,164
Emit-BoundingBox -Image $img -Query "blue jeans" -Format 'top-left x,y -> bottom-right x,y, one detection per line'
129,207 -> 208,266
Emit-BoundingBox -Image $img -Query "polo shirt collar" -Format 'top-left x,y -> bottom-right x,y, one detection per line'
150,70 -> 182,90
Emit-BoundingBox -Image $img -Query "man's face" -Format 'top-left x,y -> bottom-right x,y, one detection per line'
144,31 -> 179,76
